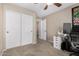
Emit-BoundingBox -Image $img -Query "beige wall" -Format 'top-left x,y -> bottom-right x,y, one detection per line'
46,4 -> 79,42
0,4 -> 37,52
0,4 -> 3,53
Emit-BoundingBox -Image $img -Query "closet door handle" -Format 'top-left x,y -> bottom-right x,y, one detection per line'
31,31 -> 32,32
7,31 -> 9,33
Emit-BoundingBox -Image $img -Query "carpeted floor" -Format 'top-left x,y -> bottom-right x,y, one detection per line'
2,39 -> 69,56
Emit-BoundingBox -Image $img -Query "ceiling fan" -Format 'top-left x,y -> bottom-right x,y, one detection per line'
34,3 -> 62,10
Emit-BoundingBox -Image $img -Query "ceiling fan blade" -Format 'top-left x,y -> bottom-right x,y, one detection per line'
54,3 -> 62,7
44,5 -> 48,10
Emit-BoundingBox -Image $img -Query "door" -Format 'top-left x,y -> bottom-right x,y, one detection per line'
22,14 -> 33,45
6,10 -> 21,49
40,19 -> 47,40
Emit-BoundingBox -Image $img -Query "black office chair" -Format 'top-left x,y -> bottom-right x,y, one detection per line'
62,23 -> 79,56
61,34 -> 79,56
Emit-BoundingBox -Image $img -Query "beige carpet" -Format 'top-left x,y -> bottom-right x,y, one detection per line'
2,40 -> 69,56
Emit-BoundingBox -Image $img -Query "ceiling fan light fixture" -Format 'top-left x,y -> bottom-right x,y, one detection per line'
54,3 -> 62,7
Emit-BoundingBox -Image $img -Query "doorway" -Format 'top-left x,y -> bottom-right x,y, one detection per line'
37,18 -> 47,41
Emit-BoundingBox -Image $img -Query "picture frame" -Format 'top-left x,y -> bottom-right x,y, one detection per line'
72,6 -> 79,26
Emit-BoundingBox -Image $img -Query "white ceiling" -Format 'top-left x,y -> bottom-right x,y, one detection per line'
13,3 -> 75,18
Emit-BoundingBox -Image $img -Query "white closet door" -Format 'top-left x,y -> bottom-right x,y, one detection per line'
22,14 -> 33,45
40,19 -> 46,40
6,10 -> 21,49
